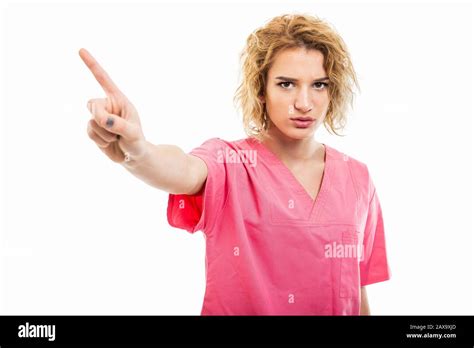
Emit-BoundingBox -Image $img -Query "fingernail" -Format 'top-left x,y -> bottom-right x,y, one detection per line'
106,117 -> 114,128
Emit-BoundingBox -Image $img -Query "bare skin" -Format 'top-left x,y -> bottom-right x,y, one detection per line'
361,286 -> 370,315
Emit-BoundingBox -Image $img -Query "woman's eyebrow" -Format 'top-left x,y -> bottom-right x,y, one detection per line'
275,76 -> 329,82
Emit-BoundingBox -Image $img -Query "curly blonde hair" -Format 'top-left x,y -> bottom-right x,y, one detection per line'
233,13 -> 359,141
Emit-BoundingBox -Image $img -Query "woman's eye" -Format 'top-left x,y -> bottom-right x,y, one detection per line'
278,82 -> 293,89
314,82 -> 329,90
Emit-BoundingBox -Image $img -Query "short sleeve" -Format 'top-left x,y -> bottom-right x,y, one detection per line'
167,138 -> 228,235
359,188 -> 391,286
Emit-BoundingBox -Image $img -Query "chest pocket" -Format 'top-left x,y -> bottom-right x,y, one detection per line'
339,229 -> 363,298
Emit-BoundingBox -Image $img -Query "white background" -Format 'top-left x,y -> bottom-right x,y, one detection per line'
0,0 -> 473,315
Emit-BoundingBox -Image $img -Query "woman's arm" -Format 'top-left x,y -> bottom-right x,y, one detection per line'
360,286 -> 370,315
121,142 -> 208,194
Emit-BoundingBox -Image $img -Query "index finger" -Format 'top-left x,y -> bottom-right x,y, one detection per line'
79,48 -> 123,96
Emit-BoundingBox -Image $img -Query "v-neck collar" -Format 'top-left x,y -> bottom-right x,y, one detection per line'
246,137 -> 333,222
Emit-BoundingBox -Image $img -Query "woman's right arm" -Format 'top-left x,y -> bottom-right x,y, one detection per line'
121,142 -> 208,195
79,48 -> 207,195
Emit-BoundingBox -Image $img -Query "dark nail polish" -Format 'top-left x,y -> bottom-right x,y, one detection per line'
106,117 -> 114,128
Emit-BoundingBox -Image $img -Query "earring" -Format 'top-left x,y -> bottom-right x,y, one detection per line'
124,152 -> 131,162
263,109 -> 269,127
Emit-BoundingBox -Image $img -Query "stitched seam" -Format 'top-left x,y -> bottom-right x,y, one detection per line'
347,157 -> 360,204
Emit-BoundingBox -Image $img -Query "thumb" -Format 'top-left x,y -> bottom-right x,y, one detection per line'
99,111 -> 137,140
89,100 -> 137,140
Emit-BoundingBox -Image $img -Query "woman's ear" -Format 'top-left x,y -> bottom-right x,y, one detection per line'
258,94 -> 265,104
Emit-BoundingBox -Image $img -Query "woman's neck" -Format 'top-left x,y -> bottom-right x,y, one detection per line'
261,130 -> 321,165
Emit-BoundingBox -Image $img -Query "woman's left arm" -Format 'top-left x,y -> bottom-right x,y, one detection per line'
360,286 -> 371,315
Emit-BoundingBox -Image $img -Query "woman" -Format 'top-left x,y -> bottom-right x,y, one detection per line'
79,13 -> 390,315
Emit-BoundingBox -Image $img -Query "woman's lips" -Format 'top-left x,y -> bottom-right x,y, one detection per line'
290,117 -> 315,128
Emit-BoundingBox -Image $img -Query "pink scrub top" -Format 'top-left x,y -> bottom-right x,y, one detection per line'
167,137 -> 391,315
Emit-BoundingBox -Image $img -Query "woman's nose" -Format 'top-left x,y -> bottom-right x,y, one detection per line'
294,89 -> 313,113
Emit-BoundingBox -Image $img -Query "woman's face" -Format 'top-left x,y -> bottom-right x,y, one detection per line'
261,47 -> 330,141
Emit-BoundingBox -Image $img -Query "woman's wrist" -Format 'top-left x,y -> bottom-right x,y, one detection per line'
120,140 -> 150,169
